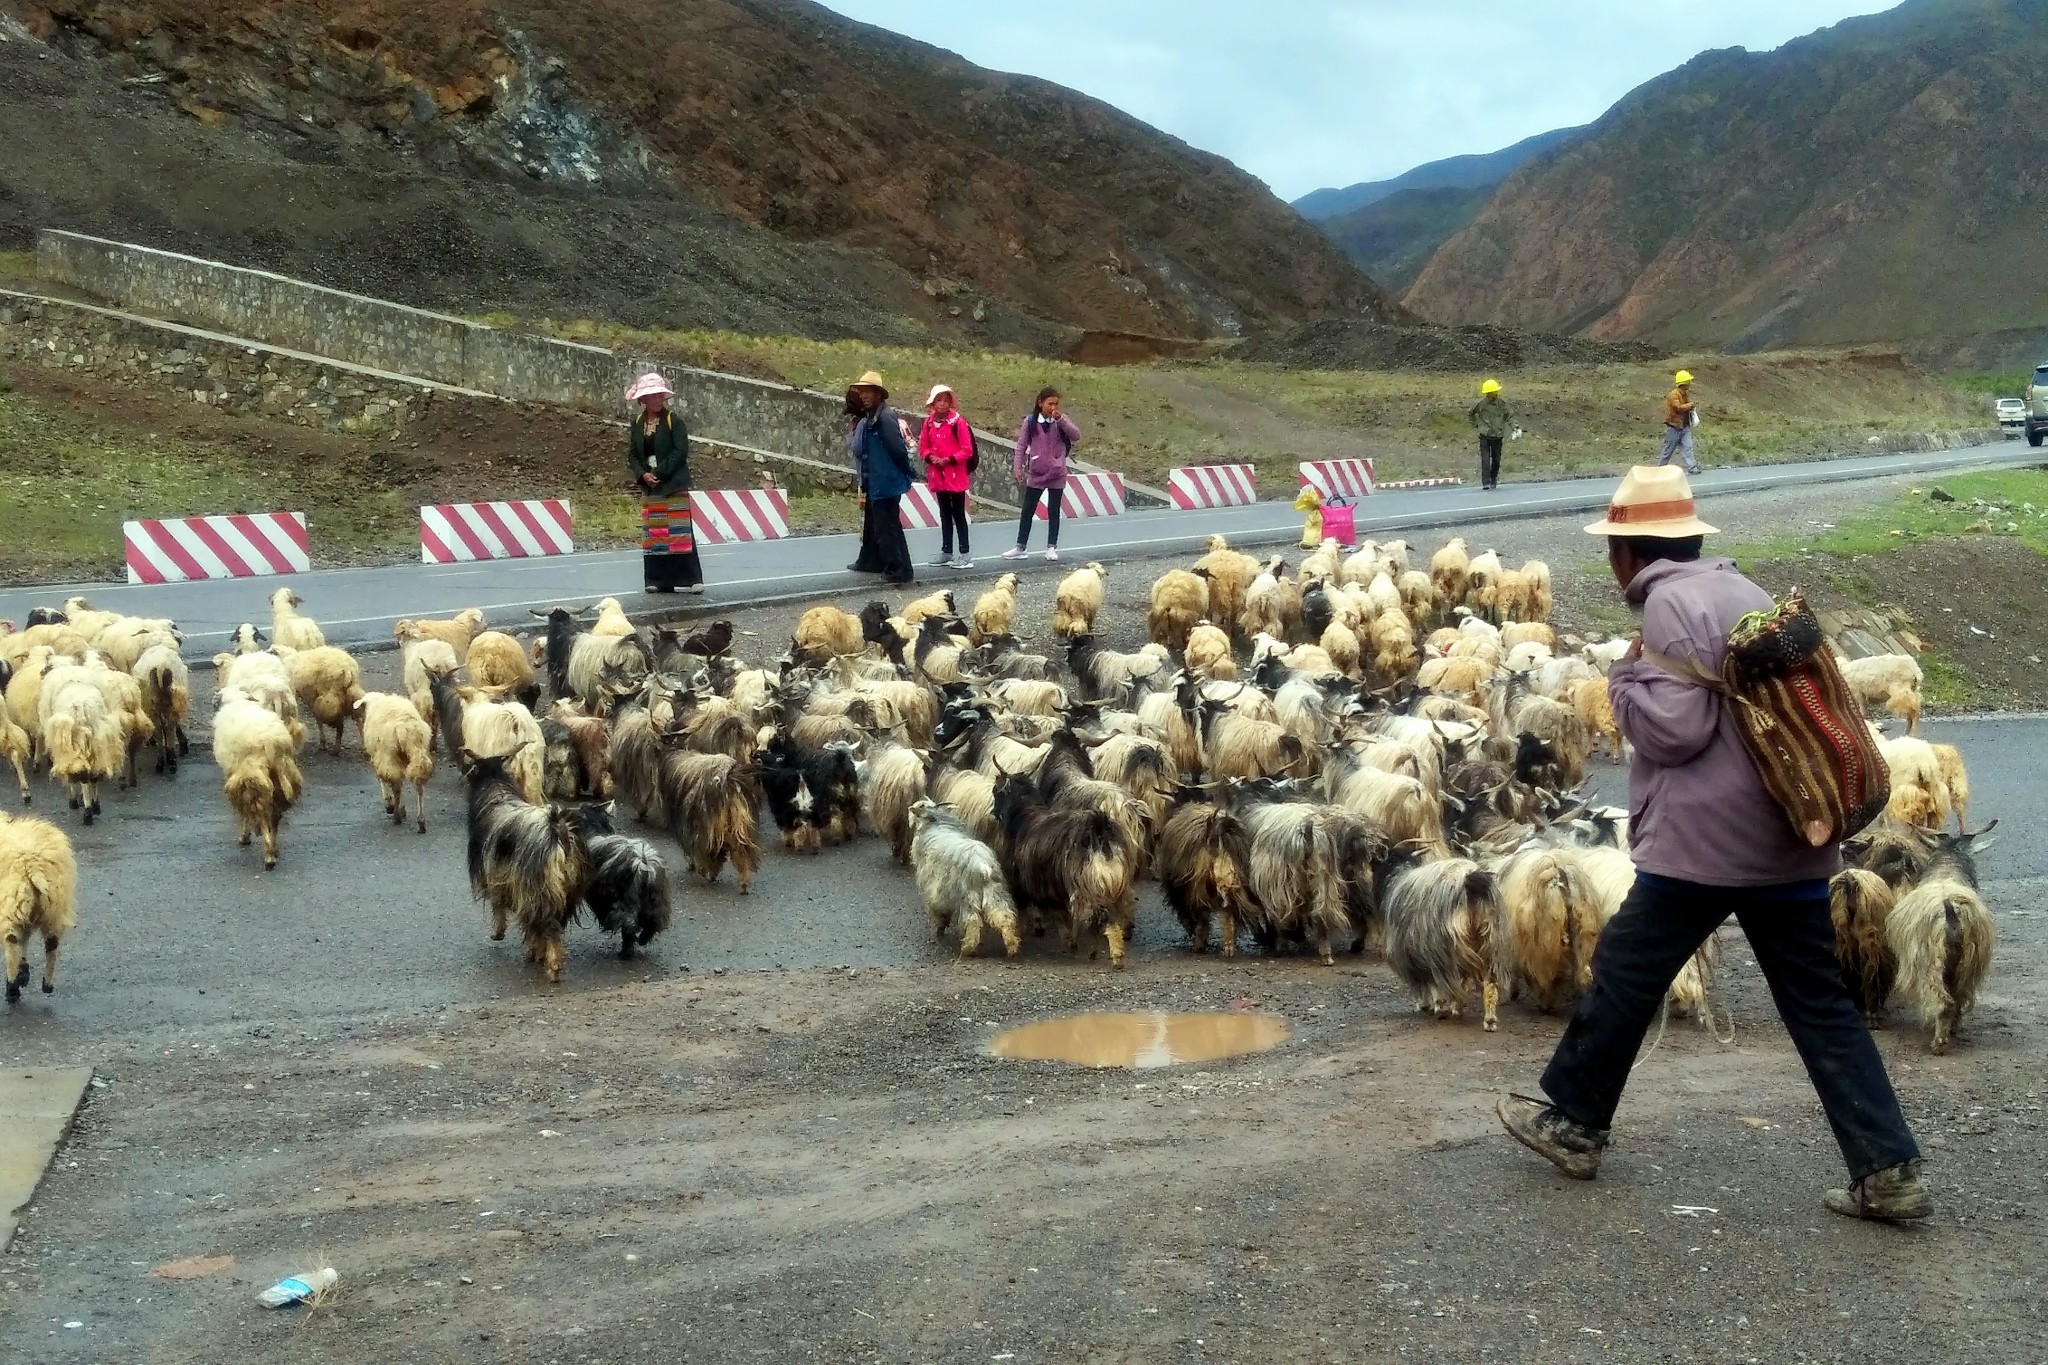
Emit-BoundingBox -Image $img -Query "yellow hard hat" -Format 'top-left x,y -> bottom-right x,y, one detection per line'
1481,378 -> 1502,395
1675,369 -> 1695,385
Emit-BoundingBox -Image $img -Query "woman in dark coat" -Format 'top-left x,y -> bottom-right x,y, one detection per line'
848,370 -> 916,586
625,372 -> 705,594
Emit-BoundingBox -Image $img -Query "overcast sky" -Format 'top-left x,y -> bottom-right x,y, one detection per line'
815,1 -> 1899,200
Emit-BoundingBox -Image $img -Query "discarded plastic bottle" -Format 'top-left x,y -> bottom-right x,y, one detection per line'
257,1267 -> 337,1308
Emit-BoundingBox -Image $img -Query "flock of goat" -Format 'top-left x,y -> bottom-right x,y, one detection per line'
0,531 -> 1998,1051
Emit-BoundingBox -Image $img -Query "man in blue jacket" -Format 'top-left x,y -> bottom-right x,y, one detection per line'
850,371 -> 916,586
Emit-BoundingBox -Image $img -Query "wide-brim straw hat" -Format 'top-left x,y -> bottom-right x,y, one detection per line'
625,371 -> 673,403
1583,465 -> 1720,537
853,370 -> 889,399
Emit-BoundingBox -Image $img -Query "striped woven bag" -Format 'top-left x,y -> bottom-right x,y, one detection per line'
1645,590 -> 1891,848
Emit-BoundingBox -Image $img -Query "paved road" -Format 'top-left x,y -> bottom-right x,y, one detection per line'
1,442 -> 2032,653
1,714 -> 2036,1052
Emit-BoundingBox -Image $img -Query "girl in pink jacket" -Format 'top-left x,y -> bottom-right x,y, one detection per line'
918,384 -> 977,569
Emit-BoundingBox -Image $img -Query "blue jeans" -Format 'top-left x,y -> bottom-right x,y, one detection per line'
1657,424 -> 1698,472
1541,872 -> 1919,1179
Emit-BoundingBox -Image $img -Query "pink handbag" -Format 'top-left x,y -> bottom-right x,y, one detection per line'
1319,495 -> 1357,547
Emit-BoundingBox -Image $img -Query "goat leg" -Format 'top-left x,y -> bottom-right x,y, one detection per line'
1104,923 -> 1128,970
1219,909 -> 1237,958
958,912 -> 984,958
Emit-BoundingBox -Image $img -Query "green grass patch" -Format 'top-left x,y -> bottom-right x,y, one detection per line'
0,389 -> 419,581
1941,371 -> 2028,399
1919,651 -> 1977,709
1722,469 -> 2048,563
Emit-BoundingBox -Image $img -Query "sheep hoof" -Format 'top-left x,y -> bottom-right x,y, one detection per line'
263,858 -> 277,871
67,795 -> 79,810
41,981 -> 53,995
82,809 -> 95,827
3,984 -> 17,1004
416,820 -> 427,835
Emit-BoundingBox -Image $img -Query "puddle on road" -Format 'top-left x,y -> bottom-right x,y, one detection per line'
988,1012 -> 1290,1069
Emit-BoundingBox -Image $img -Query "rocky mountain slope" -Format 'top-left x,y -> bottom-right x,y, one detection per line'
1,0 -> 1396,344
1293,126 -> 1583,221
1405,0 -> 2048,352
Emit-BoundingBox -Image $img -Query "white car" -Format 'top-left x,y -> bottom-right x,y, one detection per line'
1996,397 -> 2026,434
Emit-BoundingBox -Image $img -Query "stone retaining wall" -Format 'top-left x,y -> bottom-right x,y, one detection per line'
0,289 -> 453,435
33,230 -> 1156,507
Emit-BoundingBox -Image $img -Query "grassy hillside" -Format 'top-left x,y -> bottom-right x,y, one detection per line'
0,336 -> 1995,582
519,318 -> 1992,490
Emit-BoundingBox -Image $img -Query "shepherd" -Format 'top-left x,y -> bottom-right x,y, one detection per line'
849,371 -> 917,586
1497,465 -> 1928,1222
625,372 -> 704,595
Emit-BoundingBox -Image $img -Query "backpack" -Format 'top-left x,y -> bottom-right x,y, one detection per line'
1644,589 -> 1890,848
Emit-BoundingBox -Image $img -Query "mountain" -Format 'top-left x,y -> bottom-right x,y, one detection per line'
1,0 -> 1397,344
1404,0 -> 2048,352
1312,185 -> 1496,294
1293,127 -> 1586,222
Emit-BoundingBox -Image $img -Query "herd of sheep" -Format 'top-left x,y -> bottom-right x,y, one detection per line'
0,531 -> 1999,1050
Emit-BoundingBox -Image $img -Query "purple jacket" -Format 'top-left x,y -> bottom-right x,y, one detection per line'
1013,413 -> 1080,491
1607,557 -> 1840,888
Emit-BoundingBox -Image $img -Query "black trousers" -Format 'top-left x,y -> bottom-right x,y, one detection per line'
1541,872 -> 1920,1180
866,495 -> 914,584
937,490 -> 971,555
1478,435 -> 1503,489
1016,486 -> 1062,548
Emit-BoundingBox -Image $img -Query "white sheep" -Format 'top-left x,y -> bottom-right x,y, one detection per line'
355,693 -> 436,833
269,588 -> 326,652
214,688 -> 304,870
1841,653 -> 1924,734
0,810 -> 78,1000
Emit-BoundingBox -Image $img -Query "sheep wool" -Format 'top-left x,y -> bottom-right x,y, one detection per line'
0,810 -> 78,1000
1052,562 -> 1109,639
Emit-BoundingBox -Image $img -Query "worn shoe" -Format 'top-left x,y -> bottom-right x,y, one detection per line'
1001,546 -> 1028,560
1498,1094 -> 1607,1180
1044,546 -> 1061,562
1825,1161 -> 1933,1221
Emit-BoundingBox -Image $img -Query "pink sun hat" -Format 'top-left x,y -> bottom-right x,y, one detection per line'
625,372 -> 674,403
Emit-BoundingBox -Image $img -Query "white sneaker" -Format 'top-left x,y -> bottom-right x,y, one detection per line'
927,553 -> 953,568
1044,546 -> 1061,562
1001,546 -> 1028,560
950,555 -> 974,570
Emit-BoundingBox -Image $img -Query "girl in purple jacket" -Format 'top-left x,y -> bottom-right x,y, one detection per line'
1004,387 -> 1081,561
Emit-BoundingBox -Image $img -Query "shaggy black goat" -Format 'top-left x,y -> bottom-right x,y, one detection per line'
759,734 -> 861,854
463,750 -> 592,984
566,802 -> 673,958
993,775 -> 1139,968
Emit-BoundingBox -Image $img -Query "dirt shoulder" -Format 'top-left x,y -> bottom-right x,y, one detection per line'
5,938 -> 2042,1363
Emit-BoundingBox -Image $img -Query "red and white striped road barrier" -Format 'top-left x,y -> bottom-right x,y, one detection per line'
690,488 -> 791,546
899,484 -> 941,529
419,500 -> 574,565
124,513 -> 309,586
1168,463 -> 1259,510
1377,476 -> 1464,490
1041,472 -> 1127,520
1298,458 -> 1376,500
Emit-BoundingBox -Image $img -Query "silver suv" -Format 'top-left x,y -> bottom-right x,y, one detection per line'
2027,364 -> 2048,446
